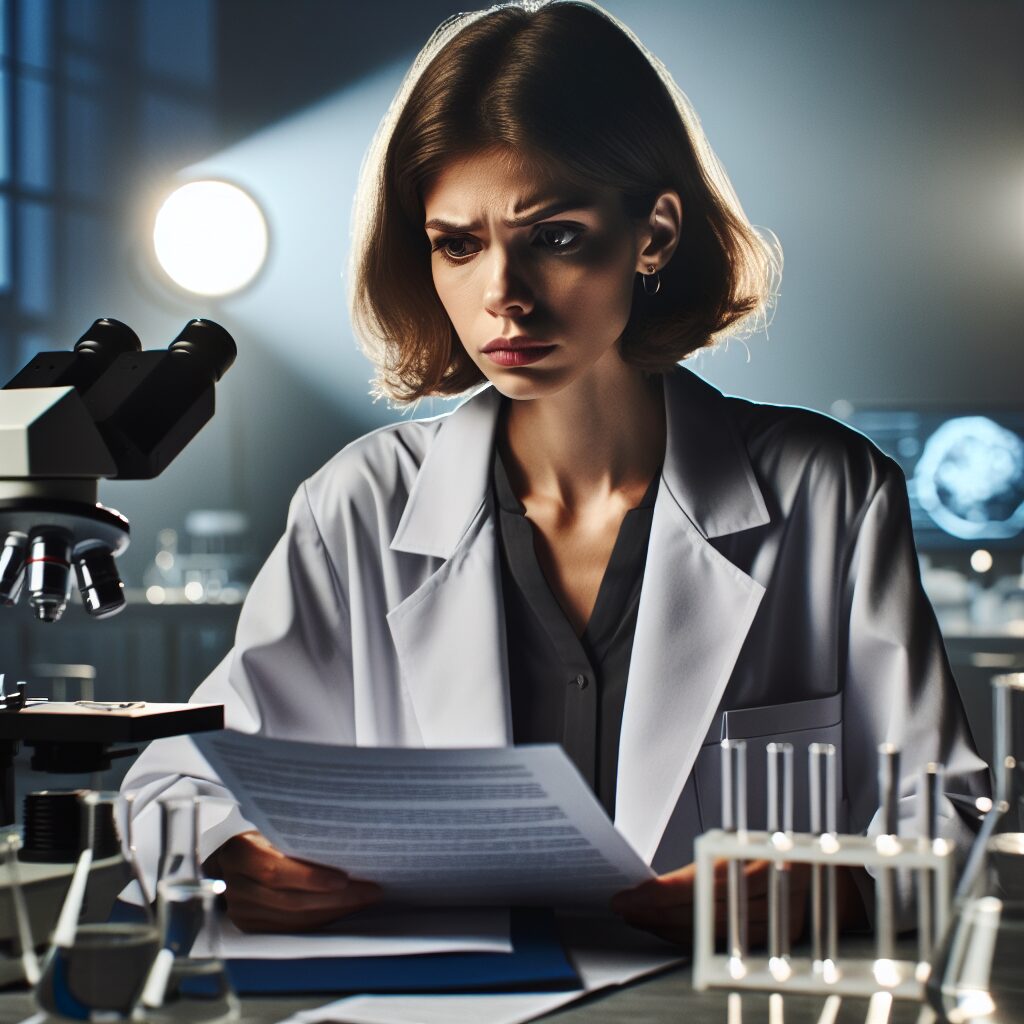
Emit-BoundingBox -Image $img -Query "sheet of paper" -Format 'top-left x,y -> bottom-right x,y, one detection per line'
278,913 -> 685,1024
191,907 -> 512,960
192,731 -> 655,907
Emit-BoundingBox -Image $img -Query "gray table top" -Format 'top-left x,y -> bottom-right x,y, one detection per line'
0,971 -> 933,1024
0,919 -> 932,1024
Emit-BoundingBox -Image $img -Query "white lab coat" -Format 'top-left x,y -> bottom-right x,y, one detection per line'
122,366 -> 988,914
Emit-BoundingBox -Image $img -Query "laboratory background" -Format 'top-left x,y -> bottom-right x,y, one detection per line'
0,0 -> 1021,791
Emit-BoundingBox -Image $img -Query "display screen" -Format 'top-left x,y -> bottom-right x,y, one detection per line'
844,409 -> 1024,551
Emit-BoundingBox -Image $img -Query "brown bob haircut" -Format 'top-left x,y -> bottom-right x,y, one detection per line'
349,0 -> 780,404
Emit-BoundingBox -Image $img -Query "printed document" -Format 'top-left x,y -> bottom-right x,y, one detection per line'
192,731 -> 654,906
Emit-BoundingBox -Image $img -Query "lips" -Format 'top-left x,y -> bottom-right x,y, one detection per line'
481,336 -> 557,368
481,336 -> 551,353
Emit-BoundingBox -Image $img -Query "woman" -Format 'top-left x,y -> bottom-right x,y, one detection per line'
123,0 -> 988,945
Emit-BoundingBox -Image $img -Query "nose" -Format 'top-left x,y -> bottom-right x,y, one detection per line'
482,248 -> 534,319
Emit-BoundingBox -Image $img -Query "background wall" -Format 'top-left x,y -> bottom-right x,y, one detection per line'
0,0 -> 1021,696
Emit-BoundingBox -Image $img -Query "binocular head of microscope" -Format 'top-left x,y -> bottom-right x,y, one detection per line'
0,317 -> 236,622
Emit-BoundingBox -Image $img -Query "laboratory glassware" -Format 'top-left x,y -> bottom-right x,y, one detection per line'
927,672 -> 1024,1022
142,792 -> 238,1023
0,828 -> 40,985
35,791 -> 160,1022
142,877 -> 238,1023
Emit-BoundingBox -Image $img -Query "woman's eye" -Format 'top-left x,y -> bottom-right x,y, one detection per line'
429,224 -> 583,265
431,236 -> 481,262
535,224 -> 583,250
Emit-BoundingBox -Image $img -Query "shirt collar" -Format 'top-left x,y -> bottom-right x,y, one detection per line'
390,366 -> 769,558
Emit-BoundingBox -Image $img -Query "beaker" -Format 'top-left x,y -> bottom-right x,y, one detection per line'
142,877 -> 238,1024
927,673 -> 1024,1022
35,791 -> 160,1022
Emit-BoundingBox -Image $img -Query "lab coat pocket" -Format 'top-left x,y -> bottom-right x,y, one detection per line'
693,692 -> 844,835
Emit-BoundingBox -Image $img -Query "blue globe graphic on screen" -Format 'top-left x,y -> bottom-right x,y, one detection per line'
913,417 -> 1024,540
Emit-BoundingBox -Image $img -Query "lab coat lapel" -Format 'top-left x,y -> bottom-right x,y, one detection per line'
387,386 -> 513,747
615,368 -> 769,864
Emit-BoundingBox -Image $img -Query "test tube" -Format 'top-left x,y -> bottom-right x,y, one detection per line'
875,744 -> 901,967
917,762 -> 944,963
766,742 -> 794,972
809,742 -> 839,976
721,739 -> 749,965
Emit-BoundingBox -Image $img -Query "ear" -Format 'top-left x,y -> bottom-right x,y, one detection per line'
635,190 -> 683,273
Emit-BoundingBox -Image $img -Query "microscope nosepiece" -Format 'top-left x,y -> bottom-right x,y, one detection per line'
25,529 -> 73,623
73,544 -> 126,618
0,532 -> 28,605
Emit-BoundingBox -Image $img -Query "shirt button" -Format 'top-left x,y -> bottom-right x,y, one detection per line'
574,674 -> 589,690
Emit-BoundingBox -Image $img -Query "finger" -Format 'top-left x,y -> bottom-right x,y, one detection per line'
228,900 -> 376,934
621,917 -> 692,947
225,885 -> 383,933
224,874 -> 382,914
221,835 -> 357,893
739,860 -> 772,898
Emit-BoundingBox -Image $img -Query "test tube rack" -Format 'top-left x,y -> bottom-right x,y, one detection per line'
692,740 -> 954,1001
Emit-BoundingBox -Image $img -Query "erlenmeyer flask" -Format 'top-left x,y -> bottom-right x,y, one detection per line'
927,673 -> 1024,1022
142,793 -> 238,1023
35,791 -> 160,1022
142,877 -> 238,1023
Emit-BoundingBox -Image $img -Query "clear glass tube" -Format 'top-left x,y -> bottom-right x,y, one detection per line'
35,791 -> 159,1022
158,795 -> 202,890
721,739 -> 748,964
928,673 -> 1024,1021
809,742 -> 838,975
766,741 -> 794,970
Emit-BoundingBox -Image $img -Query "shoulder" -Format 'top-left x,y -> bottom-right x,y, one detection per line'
299,414 -> 443,526
721,392 -> 904,512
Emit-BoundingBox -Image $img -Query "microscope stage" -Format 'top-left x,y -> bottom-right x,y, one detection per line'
0,702 -> 224,744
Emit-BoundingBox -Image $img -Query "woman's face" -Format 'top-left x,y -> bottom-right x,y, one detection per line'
423,149 -> 650,401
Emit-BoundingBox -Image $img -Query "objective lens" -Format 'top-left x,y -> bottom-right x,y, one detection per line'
0,532 -> 28,605
73,544 -> 126,618
25,529 -> 73,623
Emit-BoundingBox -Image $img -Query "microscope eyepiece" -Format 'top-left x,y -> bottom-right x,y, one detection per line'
25,529 -> 73,622
73,543 -> 126,618
168,318 -> 237,382
0,532 -> 28,606
73,318 -> 142,361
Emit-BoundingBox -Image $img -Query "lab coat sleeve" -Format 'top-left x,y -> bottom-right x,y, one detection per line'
120,479 -> 356,896
841,458 -> 990,925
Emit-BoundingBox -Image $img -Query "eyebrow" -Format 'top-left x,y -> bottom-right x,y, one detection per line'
424,197 -> 597,233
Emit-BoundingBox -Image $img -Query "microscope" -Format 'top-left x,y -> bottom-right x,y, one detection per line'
0,318 -> 231,981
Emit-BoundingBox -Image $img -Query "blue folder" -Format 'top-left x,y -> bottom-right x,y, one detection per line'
226,909 -> 579,995
112,903 -> 579,995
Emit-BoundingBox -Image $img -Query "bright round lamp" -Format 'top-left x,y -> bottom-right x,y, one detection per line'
153,180 -> 268,296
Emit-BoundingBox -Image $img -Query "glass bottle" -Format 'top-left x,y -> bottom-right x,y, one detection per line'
141,794 -> 238,1023
35,791 -> 160,1022
927,672 -> 1024,1022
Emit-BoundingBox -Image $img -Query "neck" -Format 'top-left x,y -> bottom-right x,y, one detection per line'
500,358 -> 667,510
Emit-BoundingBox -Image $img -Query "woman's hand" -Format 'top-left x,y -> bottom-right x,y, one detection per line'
206,830 -> 383,933
610,859 -> 811,947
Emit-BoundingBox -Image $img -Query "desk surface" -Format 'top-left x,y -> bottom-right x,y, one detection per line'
0,970 -> 935,1024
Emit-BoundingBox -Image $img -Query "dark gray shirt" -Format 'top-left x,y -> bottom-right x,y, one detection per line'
493,448 -> 660,817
